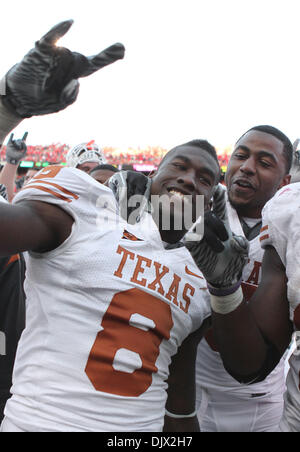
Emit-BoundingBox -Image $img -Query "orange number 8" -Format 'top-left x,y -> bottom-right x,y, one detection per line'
85,288 -> 174,397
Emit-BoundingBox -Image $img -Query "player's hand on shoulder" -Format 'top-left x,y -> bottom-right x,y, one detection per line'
108,170 -> 152,224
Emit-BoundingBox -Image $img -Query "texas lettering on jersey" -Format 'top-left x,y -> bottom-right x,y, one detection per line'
114,245 -> 196,314
241,259 -> 262,302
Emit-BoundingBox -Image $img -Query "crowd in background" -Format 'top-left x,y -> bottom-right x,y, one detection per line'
0,143 -> 231,172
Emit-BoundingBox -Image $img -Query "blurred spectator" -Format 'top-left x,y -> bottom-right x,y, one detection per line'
23,167 -> 41,186
0,133 -> 28,202
15,167 -> 28,192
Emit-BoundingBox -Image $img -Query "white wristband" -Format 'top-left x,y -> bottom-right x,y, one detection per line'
165,409 -> 197,419
210,286 -> 243,315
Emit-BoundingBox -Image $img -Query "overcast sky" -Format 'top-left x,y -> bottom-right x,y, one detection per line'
1,0 -> 300,152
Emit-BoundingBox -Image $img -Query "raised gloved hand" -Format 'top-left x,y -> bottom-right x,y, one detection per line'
184,184 -> 249,295
108,170 -> 152,224
5,132 -> 28,165
1,20 -> 125,118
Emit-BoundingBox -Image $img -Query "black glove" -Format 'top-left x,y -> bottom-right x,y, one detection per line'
2,20 -> 125,118
184,184 -> 249,293
5,132 -> 28,165
108,171 -> 152,224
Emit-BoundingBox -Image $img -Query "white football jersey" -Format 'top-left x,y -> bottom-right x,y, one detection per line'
5,166 -> 211,432
196,199 -> 286,399
260,183 -> 300,432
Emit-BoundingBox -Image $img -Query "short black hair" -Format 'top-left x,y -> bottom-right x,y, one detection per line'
90,164 -> 119,174
160,139 -> 219,165
236,125 -> 293,173
182,139 -> 219,164
158,139 -> 221,181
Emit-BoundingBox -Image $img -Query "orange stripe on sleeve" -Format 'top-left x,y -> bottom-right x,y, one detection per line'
21,185 -> 73,202
260,225 -> 269,233
26,180 -> 79,200
260,234 -> 270,242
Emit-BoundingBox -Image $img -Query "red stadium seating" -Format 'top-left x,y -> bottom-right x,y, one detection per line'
0,144 -> 231,172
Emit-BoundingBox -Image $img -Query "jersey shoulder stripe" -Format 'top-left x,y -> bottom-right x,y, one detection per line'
14,165 -> 111,208
25,179 -> 79,201
259,225 -> 269,243
18,166 -> 80,204
21,184 -> 75,203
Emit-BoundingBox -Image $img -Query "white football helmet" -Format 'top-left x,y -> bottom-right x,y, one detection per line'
66,141 -> 107,168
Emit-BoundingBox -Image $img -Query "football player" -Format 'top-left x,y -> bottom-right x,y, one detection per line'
0,194 -> 25,423
66,141 -> 107,173
0,136 -> 27,420
0,20 -> 224,432
195,125 -> 293,432
186,141 -> 300,433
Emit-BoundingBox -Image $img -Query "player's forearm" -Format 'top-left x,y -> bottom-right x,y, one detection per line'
163,415 -> 200,432
0,99 -> 22,146
211,300 -> 270,382
0,163 -> 18,202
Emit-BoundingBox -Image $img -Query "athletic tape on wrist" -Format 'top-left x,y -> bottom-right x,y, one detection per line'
210,286 -> 243,315
165,409 -> 197,419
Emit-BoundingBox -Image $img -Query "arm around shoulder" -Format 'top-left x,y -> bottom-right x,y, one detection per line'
164,318 -> 211,432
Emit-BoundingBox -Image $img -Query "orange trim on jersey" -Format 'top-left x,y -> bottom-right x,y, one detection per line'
5,254 -> 20,267
259,234 -> 270,242
278,187 -> 292,197
32,166 -> 63,181
260,225 -> 269,233
21,185 -> 73,203
27,180 -> 79,200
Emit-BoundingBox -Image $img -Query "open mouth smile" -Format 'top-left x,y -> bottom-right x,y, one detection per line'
233,178 -> 255,190
166,187 -> 194,203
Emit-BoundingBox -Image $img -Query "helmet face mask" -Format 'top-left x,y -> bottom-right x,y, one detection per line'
66,142 -> 107,168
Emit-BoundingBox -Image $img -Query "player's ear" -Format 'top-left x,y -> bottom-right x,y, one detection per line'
278,174 -> 291,189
